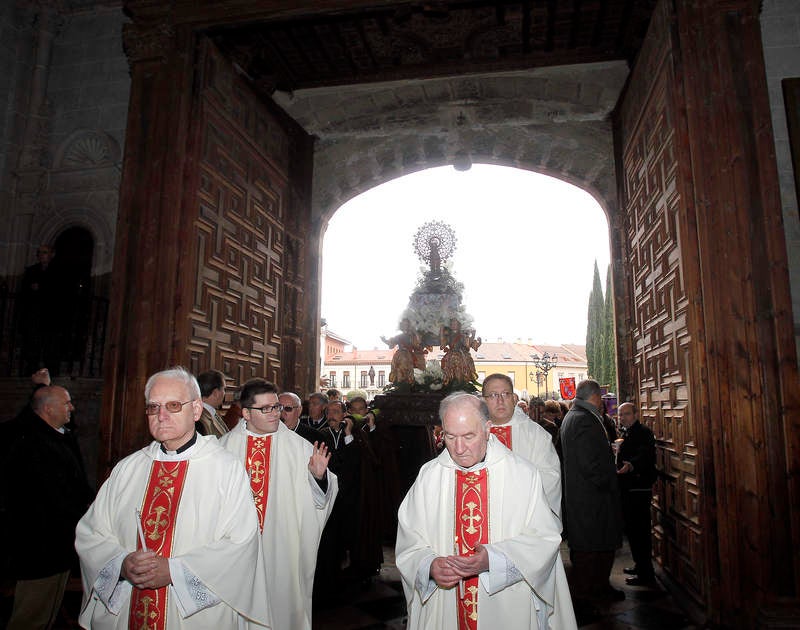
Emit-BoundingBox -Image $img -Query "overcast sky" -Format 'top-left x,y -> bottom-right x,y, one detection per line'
321,164 -> 611,350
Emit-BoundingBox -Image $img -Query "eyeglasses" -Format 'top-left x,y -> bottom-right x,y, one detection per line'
145,400 -> 194,415
281,405 -> 297,412
483,392 -> 513,401
245,404 -> 284,414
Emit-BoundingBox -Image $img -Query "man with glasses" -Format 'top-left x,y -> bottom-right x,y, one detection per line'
481,373 -> 562,517
76,367 -> 269,629
220,379 -> 337,630
280,391 -> 330,448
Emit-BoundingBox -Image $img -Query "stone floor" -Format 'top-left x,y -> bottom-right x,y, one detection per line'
312,543 -> 699,630
0,542 -> 698,629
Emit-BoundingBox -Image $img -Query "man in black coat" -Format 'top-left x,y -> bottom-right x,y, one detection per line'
616,402 -> 658,585
560,379 -> 623,613
280,391 -> 330,449
302,392 -> 329,431
1,385 -> 93,629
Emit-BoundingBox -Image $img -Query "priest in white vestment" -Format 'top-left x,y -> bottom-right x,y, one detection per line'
75,367 -> 270,630
481,373 -> 562,517
219,379 -> 337,630
396,392 -> 576,630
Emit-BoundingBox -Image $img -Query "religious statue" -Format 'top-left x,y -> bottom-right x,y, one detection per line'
382,318 -> 429,385
413,221 -> 456,281
381,221 -> 480,392
439,318 -> 481,385
428,236 -> 441,275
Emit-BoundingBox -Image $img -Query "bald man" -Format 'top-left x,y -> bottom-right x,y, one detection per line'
396,392 -> 576,629
1,385 -> 92,630
616,402 -> 657,586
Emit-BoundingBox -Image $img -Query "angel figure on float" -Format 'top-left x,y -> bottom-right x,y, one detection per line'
439,318 -> 481,385
382,318 -> 428,385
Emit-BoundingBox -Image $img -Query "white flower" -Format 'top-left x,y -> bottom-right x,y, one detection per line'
426,360 -> 444,378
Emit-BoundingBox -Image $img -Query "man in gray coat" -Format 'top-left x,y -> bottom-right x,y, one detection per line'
560,379 -> 623,617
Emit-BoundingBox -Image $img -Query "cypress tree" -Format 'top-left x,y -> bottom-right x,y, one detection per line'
586,261 -> 604,381
603,265 -> 617,390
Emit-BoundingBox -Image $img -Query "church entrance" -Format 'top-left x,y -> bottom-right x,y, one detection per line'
106,2 -> 799,626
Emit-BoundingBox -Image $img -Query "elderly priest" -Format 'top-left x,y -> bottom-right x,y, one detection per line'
396,391 -> 576,630
75,367 -> 270,629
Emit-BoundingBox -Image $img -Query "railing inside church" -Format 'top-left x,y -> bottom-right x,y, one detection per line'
0,286 -> 108,378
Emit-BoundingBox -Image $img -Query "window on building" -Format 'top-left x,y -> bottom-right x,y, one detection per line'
361,371 -> 368,388
343,371 -> 350,388
507,372 -> 515,386
329,372 -> 337,388
378,371 -> 385,387
478,371 -> 485,383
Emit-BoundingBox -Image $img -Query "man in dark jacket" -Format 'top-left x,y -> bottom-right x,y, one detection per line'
280,391 -> 330,449
560,379 -> 623,614
1,385 -> 93,629
616,401 -> 658,585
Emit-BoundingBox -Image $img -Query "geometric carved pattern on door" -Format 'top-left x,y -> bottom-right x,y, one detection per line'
622,61 -> 703,602
189,44 -> 291,386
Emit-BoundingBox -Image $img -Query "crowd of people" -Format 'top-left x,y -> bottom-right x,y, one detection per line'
0,366 -> 658,629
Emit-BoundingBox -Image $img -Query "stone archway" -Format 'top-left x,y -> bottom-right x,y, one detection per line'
271,62 -> 627,225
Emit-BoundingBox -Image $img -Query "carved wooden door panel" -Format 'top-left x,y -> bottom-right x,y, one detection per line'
187,40 -> 314,390
616,2 -> 800,624
616,1 -> 705,607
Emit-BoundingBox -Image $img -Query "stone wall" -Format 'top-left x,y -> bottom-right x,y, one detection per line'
0,3 -> 129,285
0,1 -> 35,276
41,5 -> 129,280
761,0 -> 800,349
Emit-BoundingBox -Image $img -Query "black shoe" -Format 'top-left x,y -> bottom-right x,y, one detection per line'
623,566 -> 638,575
625,575 -> 656,587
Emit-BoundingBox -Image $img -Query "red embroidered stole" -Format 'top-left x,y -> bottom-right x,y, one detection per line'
454,468 -> 489,630
490,424 -> 512,449
129,460 -> 189,630
246,435 -> 272,531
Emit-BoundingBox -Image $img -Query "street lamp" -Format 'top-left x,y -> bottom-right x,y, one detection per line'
528,370 -> 539,399
531,352 -> 558,399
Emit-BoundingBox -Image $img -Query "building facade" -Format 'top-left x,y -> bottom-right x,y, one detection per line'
323,336 -> 587,401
